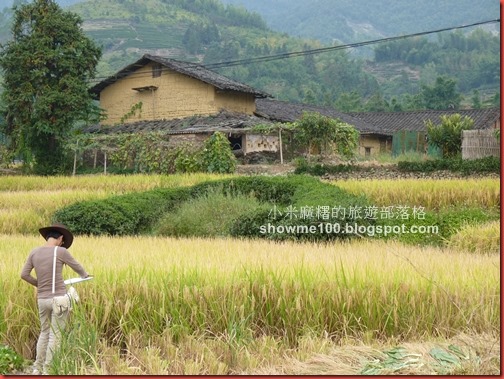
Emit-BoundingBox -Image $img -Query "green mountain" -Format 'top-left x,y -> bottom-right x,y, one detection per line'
0,0 -> 499,110
219,0 -> 499,45
70,0 -> 383,105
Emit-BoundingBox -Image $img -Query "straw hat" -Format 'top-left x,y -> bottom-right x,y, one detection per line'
39,223 -> 74,248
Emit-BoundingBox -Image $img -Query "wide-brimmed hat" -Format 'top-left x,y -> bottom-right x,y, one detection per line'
39,223 -> 74,248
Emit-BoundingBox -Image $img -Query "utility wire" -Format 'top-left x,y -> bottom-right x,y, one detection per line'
88,18 -> 500,84
204,19 -> 500,69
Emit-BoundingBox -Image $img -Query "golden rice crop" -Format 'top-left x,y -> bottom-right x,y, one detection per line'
0,173 -> 231,192
0,173 -> 231,234
447,220 -> 500,254
2,234 -> 499,360
333,178 -> 500,210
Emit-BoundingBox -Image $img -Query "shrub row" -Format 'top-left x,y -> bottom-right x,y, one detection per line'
52,175 -> 371,241
397,156 -> 500,174
53,188 -> 192,235
294,156 -> 500,177
52,175 -> 496,246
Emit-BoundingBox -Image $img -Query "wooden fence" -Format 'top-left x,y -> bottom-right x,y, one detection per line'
462,129 -> 500,160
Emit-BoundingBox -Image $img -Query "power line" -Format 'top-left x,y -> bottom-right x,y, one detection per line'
88,18 -> 500,84
204,19 -> 500,69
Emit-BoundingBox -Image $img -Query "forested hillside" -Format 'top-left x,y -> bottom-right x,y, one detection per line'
219,0 -> 499,44
0,0 -> 499,110
69,0 -> 383,107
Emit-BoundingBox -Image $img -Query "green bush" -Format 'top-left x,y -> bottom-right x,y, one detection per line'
0,345 -> 24,374
426,114 -> 474,158
397,156 -> 500,174
189,176 -> 297,205
155,187 -> 270,237
375,206 -> 500,246
230,175 -> 372,241
53,188 -> 192,235
51,175 -> 370,242
200,131 -> 237,173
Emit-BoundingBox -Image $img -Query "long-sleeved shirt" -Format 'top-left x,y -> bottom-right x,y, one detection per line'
21,246 -> 88,299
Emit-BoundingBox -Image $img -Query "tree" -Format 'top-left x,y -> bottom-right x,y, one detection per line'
364,92 -> 389,112
334,91 -> 363,112
426,114 -> 474,158
471,90 -> 482,109
420,76 -> 463,110
0,0 -> 102,175
294,112 -> 359,160
200,132 -> 237,173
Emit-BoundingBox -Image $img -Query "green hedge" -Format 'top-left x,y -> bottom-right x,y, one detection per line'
51,175 -> 497,245
228,175 -> 372,242
53,188 -> 192,235
52,175 -> 371,241
397,156 -> 500,174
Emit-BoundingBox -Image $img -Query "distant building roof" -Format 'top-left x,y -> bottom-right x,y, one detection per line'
89,54 -> 272,99
347,108 -> 500,134
255,99 -> 389,135
84,110 -> 275,135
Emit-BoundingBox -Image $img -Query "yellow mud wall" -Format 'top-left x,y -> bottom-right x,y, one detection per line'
214,91 -> 256,114
359,135 -> 385,156
99,62 -> 256,126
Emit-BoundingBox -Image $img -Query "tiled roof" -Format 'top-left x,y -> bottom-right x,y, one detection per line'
89,54 -> 271,98
84,110 -> 275,135
255,99 -> 389,135
347,108 -> 500,134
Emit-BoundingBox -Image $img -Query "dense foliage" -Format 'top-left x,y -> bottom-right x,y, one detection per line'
426,114 -> 474,157
54,187 -> 192,235
293,112 -> 359,159
0,345 -> 24,375
375,29 -> 500,93
200,131 -> 237,173
0,0 -> 101,175
53,175 -> 371,242
397,156 -> 500,175
70,131 -> 236,175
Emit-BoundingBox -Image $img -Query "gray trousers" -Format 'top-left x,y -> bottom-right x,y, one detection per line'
34,298 -> 69,373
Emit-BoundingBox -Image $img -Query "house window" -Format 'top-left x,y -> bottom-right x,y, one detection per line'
152,63 -> 162,78
365,147 -> 371,157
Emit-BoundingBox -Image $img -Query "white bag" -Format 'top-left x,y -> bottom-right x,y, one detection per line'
52,294 -> 71,316
67,285 -> 80,304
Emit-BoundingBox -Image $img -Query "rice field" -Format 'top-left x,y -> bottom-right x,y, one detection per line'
334,178 -> 500,209
0,174 -> 500,374
0,173 -> 230,234
1,234 -> 500,374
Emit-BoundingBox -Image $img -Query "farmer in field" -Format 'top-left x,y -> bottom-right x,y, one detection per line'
20,223 -> 90,375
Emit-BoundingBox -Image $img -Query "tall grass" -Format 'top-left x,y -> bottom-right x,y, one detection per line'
155,188 -> 270,237
0,174 -> 230,234
334,178 -> 500,209
2,234 -> 498,363
0,173 -> 231,192
447,220 -> 500,254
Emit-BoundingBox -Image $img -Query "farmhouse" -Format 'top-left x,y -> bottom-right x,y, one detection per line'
348,108 -> 501,157
88,54 -> 500,160
89,54 -> 278,156
255,99 -> 500,157
255,99 -> 393,157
